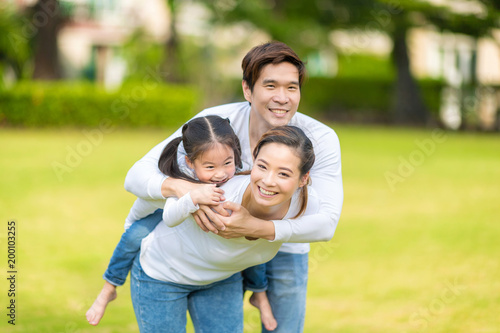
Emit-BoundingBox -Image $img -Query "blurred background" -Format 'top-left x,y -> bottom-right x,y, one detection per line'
2,0 -> 500,129
0,0 -> 499,332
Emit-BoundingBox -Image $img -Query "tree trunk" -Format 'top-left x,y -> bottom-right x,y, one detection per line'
31,0 -> 63,80
392,27 -> 428,125
162,0 -> 184,83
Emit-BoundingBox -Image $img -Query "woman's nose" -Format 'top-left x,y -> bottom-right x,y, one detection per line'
262,172 -> 276,186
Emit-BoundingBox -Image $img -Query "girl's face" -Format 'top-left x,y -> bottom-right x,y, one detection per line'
250,142 -> 308,210
186,142 -> 236,185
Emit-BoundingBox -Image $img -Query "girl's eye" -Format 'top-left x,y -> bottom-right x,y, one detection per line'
257,164 -> 266,170
225,161 -> 233,166
279,172 -> 290,177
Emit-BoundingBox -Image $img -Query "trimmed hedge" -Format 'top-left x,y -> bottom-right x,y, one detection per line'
0,81 -> 200,128
300,76 -> 444,121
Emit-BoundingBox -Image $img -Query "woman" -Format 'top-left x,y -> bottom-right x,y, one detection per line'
131,126 -> 319,332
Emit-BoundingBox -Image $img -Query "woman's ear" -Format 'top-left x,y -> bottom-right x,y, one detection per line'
185,156 -> 194,169
299,172 -> 310,188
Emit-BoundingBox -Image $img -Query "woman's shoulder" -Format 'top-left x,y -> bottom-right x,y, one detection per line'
220,175 -> 250,201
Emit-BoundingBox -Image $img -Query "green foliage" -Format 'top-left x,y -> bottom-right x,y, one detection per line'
337,54 -> 395,80
300,76 -> 444,121
0,7 -> 31,81
0,81 -> 200,128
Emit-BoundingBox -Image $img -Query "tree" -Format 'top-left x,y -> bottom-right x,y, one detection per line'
29,0 -> 65,80
199,0 -> 500,125
0,7 -> 31,82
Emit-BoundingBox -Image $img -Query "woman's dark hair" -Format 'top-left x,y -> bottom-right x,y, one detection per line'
158,116 -> 242,183
242,41 -> 306,91
252,126 -> 315,218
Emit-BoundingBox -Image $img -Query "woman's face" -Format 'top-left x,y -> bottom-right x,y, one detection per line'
250,142 -> 308,210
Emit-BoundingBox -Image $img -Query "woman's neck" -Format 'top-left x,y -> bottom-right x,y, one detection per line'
242,184 -> 291,221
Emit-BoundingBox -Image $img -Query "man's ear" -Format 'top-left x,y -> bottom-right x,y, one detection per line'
242,80 -> 252,103
185,156 -> 194,169
299,172 -> 310,188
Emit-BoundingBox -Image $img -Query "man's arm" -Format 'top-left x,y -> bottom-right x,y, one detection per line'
124,129 -> 183,200
271,129 -> 343,243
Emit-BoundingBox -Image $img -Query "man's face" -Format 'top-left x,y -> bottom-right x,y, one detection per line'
243,62 -> 301,131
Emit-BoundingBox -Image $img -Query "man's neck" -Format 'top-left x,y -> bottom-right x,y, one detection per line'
248,111 -> 272,153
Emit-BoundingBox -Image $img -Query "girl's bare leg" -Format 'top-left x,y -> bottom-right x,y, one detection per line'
249,291 -> 278,331
86,281 -> 117,326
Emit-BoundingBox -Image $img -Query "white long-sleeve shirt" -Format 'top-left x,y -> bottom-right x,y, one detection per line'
125,102 -> 343,253
139,175 -> 320,285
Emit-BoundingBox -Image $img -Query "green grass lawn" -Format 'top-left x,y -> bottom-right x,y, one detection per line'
1,125 -> 499,332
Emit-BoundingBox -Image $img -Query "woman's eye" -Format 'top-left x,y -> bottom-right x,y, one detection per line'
258,164 -> 266,170
279,172 -> 290,177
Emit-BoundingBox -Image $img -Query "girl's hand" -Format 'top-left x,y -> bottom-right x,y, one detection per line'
190,184 -> 225,206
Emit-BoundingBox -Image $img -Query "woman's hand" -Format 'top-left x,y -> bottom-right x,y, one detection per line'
190,184 -> 225,206
216,202 -> 276,240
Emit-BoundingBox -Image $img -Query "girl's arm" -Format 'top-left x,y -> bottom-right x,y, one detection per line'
162,194 -> 199,227
163,185 -> 225,228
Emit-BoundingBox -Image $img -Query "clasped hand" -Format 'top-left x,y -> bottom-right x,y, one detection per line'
192,201 -> 253,239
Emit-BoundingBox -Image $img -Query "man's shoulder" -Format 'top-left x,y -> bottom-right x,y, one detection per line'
292,112 -> 339,143
199,102 -> 250,119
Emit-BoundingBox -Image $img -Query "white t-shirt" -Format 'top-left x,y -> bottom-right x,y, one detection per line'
139,175 -> 320,285
124,102 -> 343,253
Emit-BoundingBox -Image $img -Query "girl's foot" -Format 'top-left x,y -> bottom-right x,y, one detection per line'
86,282 -> 117,326
249,292 -> 278,331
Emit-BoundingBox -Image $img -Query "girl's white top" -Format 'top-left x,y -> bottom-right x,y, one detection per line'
139,175 -> 320,285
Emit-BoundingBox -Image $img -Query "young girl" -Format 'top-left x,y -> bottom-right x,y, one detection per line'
86,115 -> 277,329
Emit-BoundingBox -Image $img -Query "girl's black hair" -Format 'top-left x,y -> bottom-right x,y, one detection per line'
158,116 -> 242,183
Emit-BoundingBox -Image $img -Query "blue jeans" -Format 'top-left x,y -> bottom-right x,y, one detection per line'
103,209 -> 163,286
263,252 -> 309,333
242,264 -> 267,292
130,253 -> 244,333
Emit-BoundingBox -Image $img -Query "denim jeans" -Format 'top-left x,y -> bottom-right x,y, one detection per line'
242,264 -> 267,292
263,252 -> 309,333
130,254 -> 244,333
103,209 -> 163,286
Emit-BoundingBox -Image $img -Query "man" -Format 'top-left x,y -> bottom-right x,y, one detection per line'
125,41 -> 343,332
